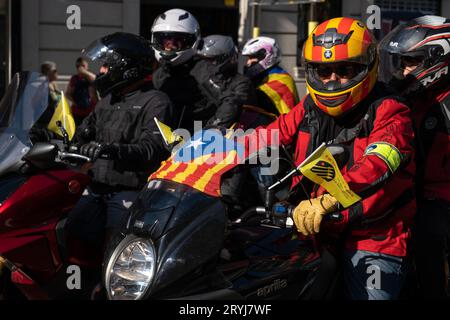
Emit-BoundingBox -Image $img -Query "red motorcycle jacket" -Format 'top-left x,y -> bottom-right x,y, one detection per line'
250,83 -> 416,257
411,87 -> 450,203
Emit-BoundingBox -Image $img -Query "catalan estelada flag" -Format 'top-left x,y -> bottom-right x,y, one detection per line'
150,129 -> 246,197
258,66 -> 299,115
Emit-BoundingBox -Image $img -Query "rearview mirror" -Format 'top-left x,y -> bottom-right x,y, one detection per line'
327,144 -> 350,169
23,142 -> 57,169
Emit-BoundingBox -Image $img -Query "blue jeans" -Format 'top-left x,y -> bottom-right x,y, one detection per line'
65,187 -> 139,245
342,250 -> 409,300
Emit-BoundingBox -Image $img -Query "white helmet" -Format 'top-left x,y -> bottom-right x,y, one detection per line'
242,36 -> 282,78
151,9 -> 201,66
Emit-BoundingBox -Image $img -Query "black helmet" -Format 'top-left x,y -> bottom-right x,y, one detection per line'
198,35 -> 238,73
379,15 -> 450,96
82,32 -> 155,97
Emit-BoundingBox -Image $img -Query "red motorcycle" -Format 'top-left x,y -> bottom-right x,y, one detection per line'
0,72 -> 100,299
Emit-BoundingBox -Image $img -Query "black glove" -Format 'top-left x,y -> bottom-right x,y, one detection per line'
29,126 -> 54,143
79,141 -> 119,162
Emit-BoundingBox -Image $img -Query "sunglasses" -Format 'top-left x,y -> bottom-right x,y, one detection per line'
311,63 -> 364,79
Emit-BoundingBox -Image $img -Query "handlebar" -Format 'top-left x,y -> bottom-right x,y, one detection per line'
53,144 -> 93,164
272,202 -> 343,224
57,151 -> 92,163
232,206 -> 267,224
231,202 -> 343,229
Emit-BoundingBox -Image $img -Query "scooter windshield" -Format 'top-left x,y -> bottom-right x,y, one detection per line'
0,72 -> 49,176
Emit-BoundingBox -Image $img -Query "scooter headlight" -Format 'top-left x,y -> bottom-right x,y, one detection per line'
105,237 -> 156,300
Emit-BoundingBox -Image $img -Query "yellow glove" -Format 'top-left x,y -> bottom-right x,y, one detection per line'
293,194 -> 339,236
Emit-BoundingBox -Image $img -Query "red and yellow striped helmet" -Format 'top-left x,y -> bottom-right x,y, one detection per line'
303,17 -> 378,117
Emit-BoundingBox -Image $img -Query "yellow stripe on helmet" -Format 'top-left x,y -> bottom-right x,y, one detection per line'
347,20 -> 365,60
303,34 -> 314,61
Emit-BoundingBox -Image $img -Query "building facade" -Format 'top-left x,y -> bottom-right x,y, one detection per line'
1,0 -> 449,97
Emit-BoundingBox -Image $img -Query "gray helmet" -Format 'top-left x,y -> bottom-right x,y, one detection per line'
379,15 -> 450,95
198,35 -> 238,69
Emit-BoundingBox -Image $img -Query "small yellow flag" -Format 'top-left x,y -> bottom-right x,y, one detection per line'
299,143 -> 361,208
154,117 -> 182,147
47,91 -> 76,141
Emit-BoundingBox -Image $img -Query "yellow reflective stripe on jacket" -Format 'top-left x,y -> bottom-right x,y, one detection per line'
364,142 -> 403,173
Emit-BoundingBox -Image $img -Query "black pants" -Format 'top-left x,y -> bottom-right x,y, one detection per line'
414,198 -> 450,299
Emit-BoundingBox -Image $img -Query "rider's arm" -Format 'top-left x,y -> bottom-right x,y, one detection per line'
112,92 -> 173,171
211,78 -> 253,127
341,98 -> 415,221
245,96 -> 306,149
73,108 -> 97,145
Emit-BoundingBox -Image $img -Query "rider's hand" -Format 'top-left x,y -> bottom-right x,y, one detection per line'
80,141 -> 119,162
29,127 -> 53,143
293,194 -> 339,236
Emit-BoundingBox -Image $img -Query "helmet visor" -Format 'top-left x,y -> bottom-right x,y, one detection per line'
378,26 -> 427,84
152,32 -> 197,52
306,61 -> 368,92
82,39 -> 123,66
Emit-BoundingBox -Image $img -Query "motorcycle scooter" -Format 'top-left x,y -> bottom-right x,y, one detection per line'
0,72 -> 102,299
102,123 -> 346,300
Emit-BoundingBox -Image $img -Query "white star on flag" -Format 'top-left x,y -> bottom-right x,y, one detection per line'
187,138 -> 205,150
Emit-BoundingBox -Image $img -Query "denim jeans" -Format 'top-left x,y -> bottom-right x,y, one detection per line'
65,187 -> 139,246
342,249 -> 409,300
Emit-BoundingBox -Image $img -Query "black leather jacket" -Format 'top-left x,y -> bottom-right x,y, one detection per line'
75,81 -> 173,193
153,58 -> 256,131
